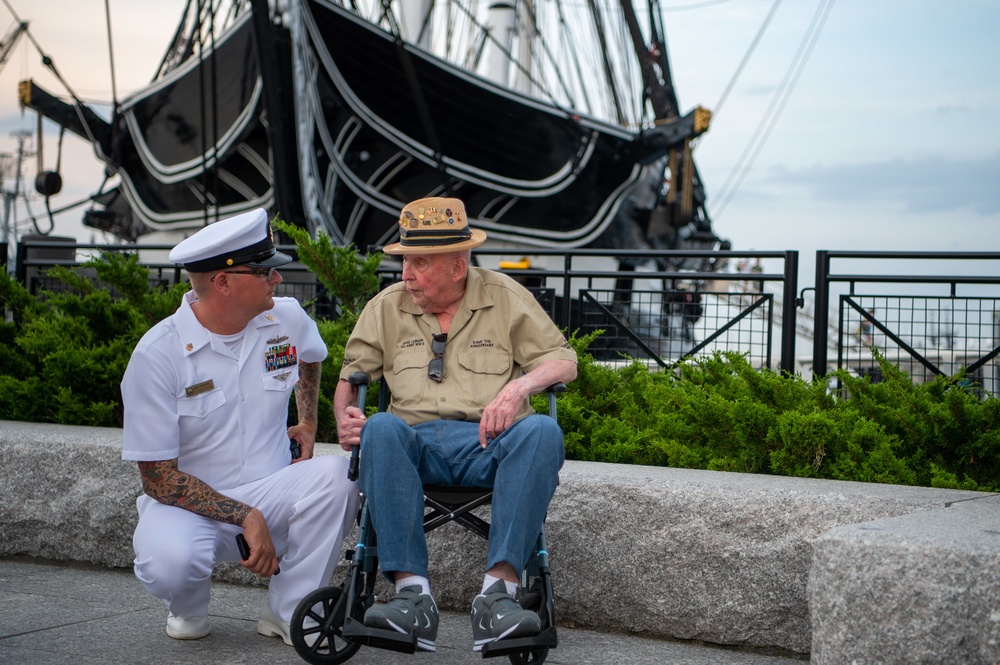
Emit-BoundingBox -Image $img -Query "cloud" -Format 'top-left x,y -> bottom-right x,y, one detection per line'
766,154 -> 1000,215
935,104 -> 974,115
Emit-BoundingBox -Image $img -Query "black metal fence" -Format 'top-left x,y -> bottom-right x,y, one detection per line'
8,238 -> 1000,395
814,251 -> 1000,397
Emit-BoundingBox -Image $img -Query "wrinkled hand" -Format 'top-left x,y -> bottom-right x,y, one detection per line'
287,422 -> 317,462
240,508 -> 279,577
479,380 -> 529,448
338,405 -> 367,452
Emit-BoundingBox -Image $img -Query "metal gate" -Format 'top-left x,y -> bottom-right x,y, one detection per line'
815,251 -> 1000,396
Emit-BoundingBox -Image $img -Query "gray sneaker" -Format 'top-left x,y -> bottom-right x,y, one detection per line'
470,580 -> 542,651
363,584 -> 439,652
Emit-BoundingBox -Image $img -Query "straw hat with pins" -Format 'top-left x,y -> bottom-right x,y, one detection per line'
382,197 -> 486,255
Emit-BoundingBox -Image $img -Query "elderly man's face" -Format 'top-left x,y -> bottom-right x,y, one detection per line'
400,253 -> 464,313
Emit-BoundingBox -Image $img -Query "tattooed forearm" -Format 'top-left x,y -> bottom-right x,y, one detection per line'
138,460 -> 252,525
295,361 -> 321,427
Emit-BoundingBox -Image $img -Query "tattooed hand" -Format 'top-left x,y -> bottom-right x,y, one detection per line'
239,508 -> 279,576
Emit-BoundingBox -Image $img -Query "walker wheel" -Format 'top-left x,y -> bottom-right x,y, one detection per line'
291,585 -> 361,664
509,648 -> 548,664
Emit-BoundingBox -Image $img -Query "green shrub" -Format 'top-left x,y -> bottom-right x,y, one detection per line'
271,218 -> 382,320
0,255 -> 183,427
546,340 -> 998,492
0,374 -> 45,422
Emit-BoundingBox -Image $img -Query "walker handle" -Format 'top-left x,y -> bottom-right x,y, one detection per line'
347,372 -> 370,482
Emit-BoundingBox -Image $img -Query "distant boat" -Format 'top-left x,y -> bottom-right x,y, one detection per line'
21,0 -> 721,261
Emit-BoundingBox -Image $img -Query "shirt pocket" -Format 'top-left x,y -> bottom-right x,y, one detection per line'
457,350 -> 511,375
389,351 -> 427,406
456,350 -> 512,407
261,365 -> 299,394
176,389 -> 227,419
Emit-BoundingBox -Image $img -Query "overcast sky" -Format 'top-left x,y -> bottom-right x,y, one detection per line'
1,0 -> 998,286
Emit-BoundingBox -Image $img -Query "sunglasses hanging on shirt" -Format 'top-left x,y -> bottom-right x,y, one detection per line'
428,333 -> 447,382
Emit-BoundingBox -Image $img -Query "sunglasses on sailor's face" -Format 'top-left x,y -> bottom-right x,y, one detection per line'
210,267 -> 276,282
427,333 -> 447,382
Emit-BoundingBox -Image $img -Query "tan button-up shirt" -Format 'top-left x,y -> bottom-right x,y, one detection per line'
340,267 -> 577,425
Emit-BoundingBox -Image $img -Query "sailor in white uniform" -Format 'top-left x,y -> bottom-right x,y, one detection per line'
120,209 -> 358,644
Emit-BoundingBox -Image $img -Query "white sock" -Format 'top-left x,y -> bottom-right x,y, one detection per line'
396,575 -> 431,596
481,574 -> 517,597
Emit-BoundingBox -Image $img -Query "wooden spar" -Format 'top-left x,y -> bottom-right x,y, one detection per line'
619,0 -> 675,120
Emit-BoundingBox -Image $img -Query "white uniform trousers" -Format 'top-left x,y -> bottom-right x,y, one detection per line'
132,455 -> 359,622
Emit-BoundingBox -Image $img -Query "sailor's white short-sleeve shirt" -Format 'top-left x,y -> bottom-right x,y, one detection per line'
121,292 -> 327,490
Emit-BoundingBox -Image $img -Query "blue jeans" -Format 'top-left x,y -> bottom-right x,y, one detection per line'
358,413 -> 565,579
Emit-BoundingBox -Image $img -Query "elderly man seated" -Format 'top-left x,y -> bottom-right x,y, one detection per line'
333,197 -> 577,652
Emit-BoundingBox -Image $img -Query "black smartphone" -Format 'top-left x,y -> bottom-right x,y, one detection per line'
290,438 -> 301,459
236,534 -> 280,574
236,533 -> 251,560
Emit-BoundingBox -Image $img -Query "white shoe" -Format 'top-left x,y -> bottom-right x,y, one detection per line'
257,605 -> 293,645
258,604 -> 328,647
166,613 -> 211,640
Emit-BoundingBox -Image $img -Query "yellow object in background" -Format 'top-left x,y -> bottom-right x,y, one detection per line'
499,257 -> 531,270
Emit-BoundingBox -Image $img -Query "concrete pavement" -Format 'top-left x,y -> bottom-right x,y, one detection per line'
0,557 -> 806,665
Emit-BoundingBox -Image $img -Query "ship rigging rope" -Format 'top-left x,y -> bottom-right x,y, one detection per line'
30,192 -> 89,224
360,1 -> 662,128
555,1 -> 595,116
0,0 -> 99,148
532,2 -> 590,117
104,0 -> 118,108
445,0 -> 572,117
586,0 -> 626,125
711,0 -> 783,121
712,0 -> 836,220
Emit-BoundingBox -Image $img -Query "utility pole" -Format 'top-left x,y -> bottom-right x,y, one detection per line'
1,131 -> 33,273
